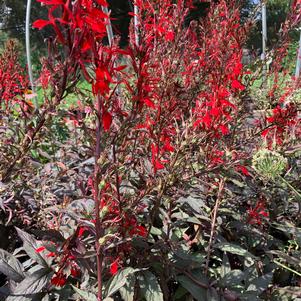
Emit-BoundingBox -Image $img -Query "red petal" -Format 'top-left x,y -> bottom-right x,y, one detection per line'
37,0 -> 64,4
231,79 -> 245,91
46,252 -> 56,258
110,260 -> 119,275
155,160 -> 164,170
235,165 -> 249,176
136,225 -> 147,237
261,128 -> 270,137
166,31 -> 175,42
142,98 -> 155,108
33,20 -> 52,30
102,111 -> 112,131
35,246 -> 46,253
219,124 -> 229,135
78,227 -> 87,237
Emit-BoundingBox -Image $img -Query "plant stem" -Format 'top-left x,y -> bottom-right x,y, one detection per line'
205,178 -> 225,275
94,95 -> 104,301
274,260 -> 301,277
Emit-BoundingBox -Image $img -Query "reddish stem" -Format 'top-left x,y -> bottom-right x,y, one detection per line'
94,94 -> 104,301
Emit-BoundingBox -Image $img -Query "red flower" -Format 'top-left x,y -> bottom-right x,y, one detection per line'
78,227 -> 88,237
166,30 -> 175,42
247,201 -> 269,225
151,144 -> 165,172
136,225 -> 147,237
51,273 -> 67,287
70,267 -> 80,278
231,79 -> 245,91
110,259 -> 119,276
235,165 -> 250,176
262,103 -> 298,145
142,97 -> 156,109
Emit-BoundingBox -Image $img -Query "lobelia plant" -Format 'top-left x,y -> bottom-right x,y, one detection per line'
1,0 -> 301,300
29,0 -> 254,298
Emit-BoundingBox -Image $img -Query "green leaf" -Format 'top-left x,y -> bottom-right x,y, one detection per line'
220,254 -> 231,278
206,287 -> 220,301
174,286 -> 188,300
177,196 -> 206,214
6,268 -> 51,301
71,286 -> 98,301
220,270 -> 244,288
247,271 -> 274,294
215,242 -> 257,259
0,248 -> 25,282
104,267 -> 139,298
119,273 -> 135,301
239,291 -> 261,301
139,271 -> 163,301
15,228 -> 49,267
271,223 -> 301,246
177,272 -> 208,301
150,227 -> 162,236
172,249 -> 206,269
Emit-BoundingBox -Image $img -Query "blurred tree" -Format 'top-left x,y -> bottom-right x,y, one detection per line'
0,0 -> 53,66
0,0 -> 215,51
1,0 -> 293,57
247,0 -> 297,51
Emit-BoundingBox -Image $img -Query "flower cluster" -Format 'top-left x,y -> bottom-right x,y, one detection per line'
247,200 -> 269,226
262,103 -> 300,146
36,233 -> 82,287
0,41 -> 30,113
